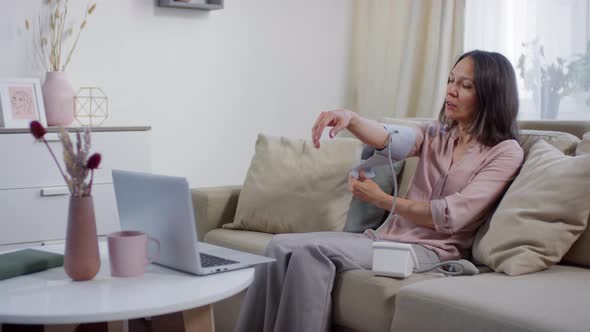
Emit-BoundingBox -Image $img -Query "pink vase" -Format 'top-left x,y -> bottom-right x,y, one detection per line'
64,196 -> 100,281
42,71 -> 75,126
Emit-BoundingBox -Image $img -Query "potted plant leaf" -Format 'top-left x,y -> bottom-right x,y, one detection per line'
565,41 -> 590,107
517,39 -> 572,119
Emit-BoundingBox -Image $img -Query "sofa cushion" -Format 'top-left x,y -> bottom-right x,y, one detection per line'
332,270 -> 443,332
564,132 -> 590,267
223,134 -> 362,234
473,139 -> 590,275
519,120 -> 590,140
344,143 -> 405,232
392,265 -> 590,332
204,228 -> 272,256
518,129 -> 580,156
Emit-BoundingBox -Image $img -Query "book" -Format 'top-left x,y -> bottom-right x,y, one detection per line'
0,248 -> 64,281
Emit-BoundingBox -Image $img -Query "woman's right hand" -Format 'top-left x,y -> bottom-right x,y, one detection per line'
311,109 -> 354,149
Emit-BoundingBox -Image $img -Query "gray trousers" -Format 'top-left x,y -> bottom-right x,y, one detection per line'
234,232 -> 440,332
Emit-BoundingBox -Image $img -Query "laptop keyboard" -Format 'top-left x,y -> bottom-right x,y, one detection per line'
200,252 -> 239,268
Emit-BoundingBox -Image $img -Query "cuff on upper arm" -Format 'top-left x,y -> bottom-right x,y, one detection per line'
375,124 -> 417,160
430,198 -> 453,234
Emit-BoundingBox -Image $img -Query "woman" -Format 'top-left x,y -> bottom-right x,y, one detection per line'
235,50 -> 524,332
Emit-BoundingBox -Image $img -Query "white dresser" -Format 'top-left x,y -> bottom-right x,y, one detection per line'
0,126 -> 151,249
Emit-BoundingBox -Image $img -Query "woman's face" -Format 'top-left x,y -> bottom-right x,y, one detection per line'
445,56 -> 478,125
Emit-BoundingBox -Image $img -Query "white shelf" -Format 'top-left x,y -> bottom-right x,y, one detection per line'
0,129 -> 151,247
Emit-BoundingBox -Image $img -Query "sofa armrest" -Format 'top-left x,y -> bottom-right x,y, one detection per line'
190,186 -> 242,241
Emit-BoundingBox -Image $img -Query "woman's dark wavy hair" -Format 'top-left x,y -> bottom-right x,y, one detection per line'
438,50 -> 519,146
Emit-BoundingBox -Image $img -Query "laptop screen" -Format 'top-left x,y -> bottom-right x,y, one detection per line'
112,170 -> 201,272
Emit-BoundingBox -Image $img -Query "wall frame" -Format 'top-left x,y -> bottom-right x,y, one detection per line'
0,78 -> 47,128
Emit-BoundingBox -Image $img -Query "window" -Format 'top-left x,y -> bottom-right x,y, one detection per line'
464,0 -> 590,120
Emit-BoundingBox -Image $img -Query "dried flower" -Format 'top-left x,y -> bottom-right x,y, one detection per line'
86,153 -> 101,194
23,1 -> 97,72
29,121 -> 102,197
30,120 -> 47,139
86,153 -> 101,169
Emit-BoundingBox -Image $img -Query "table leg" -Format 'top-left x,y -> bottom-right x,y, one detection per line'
147,304 -> 215,332
183,305 -> 215,332
106,321 -> 123,332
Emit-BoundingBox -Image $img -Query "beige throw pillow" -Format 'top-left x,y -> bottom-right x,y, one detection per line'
223,134 -> 363,234
563,132 -> 590,266
473,139 -> 590,275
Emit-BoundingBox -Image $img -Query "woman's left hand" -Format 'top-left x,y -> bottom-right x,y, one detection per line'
348,170 -> 387,205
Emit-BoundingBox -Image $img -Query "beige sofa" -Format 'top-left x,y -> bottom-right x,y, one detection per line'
192,120 -> 590,332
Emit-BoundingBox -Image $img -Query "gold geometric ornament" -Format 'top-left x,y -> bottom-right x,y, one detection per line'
74,87 -> 109,127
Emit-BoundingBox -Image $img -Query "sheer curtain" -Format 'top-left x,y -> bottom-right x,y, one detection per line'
347,0 -> 465,120
464,0 -> 590,120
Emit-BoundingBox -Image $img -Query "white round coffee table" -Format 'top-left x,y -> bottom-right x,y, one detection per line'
0,241 -> 254,331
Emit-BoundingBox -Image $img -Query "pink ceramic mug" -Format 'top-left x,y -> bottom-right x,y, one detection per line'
107,230 -> 160,277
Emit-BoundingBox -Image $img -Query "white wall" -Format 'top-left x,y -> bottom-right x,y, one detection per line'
0,0 -> 354,187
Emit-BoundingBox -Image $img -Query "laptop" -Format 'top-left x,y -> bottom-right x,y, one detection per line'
111,169 -> 274,275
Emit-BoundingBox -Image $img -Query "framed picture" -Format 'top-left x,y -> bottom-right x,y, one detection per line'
0,78 -> 47,128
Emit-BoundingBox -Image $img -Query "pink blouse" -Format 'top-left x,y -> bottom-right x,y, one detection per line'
365,121 -> 524,261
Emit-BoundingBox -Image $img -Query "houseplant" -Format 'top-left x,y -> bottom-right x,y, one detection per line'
30,120 -> 102,281
25,0 -> 97,126
517,39 -> 590,118
565,40 -> 590,107
517,39 -> 571,119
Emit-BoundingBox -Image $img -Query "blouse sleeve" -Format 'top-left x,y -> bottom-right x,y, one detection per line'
429,140 -> 524,235
375,122 -> 430,160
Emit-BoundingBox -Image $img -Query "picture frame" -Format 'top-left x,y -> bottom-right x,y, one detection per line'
0,78 -> 47,128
